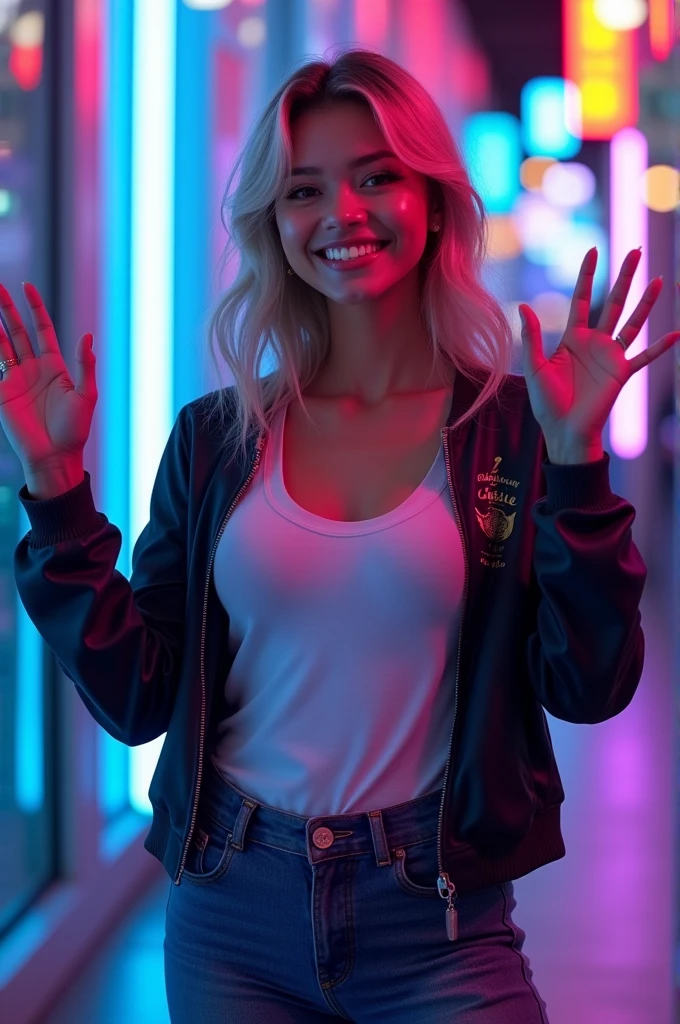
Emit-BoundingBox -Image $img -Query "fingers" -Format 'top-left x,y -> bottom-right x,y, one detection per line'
596,248 -> 642,335
21,283 -> 61,355
0,282 -> 59,362
613,276 -> 664,346
565,247 -> 598,332
627,330 -> 680,376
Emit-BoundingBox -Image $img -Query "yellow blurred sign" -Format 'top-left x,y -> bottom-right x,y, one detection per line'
563,0 -> 638,139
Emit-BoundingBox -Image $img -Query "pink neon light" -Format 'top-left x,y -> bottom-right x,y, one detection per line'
8,44 -> 43,91
400,0 -> 448,100
648,0 -> 675,61
609,128 -> 648,460
354,0 -> 389,42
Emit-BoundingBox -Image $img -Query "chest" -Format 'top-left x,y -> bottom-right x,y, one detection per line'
281,391 -> 452,523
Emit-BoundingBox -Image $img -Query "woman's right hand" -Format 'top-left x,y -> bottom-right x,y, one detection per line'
0,282 -> 98,473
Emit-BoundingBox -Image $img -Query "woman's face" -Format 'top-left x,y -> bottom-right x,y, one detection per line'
274,100 -> 435,305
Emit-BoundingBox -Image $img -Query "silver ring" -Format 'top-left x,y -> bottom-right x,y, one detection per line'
614,334 -> 628,351
0,356 -> 20,378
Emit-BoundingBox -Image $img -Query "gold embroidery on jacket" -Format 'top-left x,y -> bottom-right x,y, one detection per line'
475,456 -> 521,569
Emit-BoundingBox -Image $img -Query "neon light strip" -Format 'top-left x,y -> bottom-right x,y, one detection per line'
608,128 -> 648,459
127,0 -> 176,815
648,0 -> 675,61
97,0 -> 131,825
14,574 -> 43,813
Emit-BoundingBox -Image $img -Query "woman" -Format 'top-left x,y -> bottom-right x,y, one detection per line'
7,46 -> 679,1024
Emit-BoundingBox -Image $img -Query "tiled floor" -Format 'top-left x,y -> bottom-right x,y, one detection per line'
39,584 -> 675,1024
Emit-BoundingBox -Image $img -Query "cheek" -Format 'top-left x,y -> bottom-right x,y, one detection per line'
277,215 -> 308,247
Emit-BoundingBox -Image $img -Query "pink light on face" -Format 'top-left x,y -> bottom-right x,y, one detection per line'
609,127 -> 648,460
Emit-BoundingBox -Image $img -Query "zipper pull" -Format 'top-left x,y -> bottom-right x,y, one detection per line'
437,872 -> 458,941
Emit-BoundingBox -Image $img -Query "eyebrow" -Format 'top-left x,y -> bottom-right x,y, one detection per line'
289,149 -> 398,178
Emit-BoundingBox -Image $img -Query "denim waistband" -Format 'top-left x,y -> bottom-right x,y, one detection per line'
201,755 -> 444,868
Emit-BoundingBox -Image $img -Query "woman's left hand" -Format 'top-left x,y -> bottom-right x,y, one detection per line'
518,247 -> 680,453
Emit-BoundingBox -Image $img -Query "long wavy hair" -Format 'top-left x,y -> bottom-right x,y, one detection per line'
200,44 -> 514,464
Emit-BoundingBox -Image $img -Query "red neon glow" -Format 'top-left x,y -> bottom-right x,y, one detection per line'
648,0 -> 675,61
8,45 -> 42,91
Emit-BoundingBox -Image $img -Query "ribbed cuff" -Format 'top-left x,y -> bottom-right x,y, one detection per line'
17,470 -> 105,547
540,451 -> 619,513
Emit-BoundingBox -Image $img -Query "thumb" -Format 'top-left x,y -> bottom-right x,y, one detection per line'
518,304 -> 543,378
73,333 -> 98,403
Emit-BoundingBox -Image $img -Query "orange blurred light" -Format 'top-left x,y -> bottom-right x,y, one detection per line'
520,156 -> 558,192
487,215 -> 523,261
640,164 -> 680,211
563,0 -> 638,139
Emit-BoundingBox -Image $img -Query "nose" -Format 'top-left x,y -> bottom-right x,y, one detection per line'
325,183 -> 369,225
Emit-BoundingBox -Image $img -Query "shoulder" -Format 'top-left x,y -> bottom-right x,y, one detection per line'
179,386 -> 239,427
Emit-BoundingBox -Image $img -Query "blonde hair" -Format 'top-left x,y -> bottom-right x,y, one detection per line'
201,44 -> 514,463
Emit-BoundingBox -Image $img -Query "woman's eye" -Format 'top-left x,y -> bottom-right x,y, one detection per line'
285,171 -> 400,200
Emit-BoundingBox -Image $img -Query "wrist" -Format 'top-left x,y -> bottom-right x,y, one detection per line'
544,436 -> 604,465
24,458 -> 85,499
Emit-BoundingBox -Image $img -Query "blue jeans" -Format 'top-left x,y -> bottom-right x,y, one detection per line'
164,756 -> 550,1023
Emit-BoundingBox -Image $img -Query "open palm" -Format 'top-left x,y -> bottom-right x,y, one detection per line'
519,248 -> 680,444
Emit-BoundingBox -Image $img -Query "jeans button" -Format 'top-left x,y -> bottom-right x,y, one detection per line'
312,826 -> 334,849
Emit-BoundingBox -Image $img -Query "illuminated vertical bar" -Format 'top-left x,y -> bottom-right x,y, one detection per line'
14,580 -> 43,813
353,0 -> 389,41
463,113 -> 522,214
128,0 -> 176,814
520,77 -> 582,159
648,0 -> 676,62
609,128 -> 648,459
98,0 -> 132,823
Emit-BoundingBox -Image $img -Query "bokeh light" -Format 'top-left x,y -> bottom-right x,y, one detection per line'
512,192 -> 570,266
528,290 -> 572,334
487,215 -> 523,261
520,77 -> 582,159
182,0 -> 235,9
236,15 -> 267,47
520,156 -> 558,192
640,165 -> 679,212
594,0 -> 649,31
544,221 -> 609,294
542,161 -> 597,209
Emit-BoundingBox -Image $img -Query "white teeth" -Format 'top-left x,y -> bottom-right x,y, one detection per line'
321,242 -> 384,261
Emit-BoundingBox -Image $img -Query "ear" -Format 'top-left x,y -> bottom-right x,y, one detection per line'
426,178 -> 443,219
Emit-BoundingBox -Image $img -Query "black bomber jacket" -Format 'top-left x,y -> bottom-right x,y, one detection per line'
13,371 -> 647,904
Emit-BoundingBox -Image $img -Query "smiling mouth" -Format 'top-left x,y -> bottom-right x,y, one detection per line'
314,240 -> 391,261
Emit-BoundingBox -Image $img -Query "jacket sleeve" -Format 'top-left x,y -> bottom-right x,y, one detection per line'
527,450 -> 647,724
13,406 -> 190,746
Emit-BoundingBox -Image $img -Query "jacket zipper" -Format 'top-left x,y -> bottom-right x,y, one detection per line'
175,432 -> 267,884
175,424 -> 468,936
435,426 -> 468,941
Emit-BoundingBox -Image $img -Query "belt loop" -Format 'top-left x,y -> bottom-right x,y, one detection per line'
230,797 -> 258,851
367,809 -> 391,867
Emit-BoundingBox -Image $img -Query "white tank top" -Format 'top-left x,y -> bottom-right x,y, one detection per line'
210,401 -> 465,815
